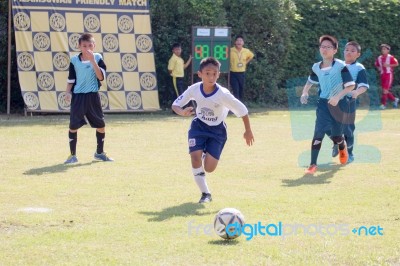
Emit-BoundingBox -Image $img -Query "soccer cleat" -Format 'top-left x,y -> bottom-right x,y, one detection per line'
394,98 -> 399,108
94,152 -> 114,162
379,104 -> 386,110
332,144 -> 339,157
347,154 -> 354,164
199,193 -> 212,203
304,164 -> 317,175
339,143 -> 348,165
64,155 -> 78,164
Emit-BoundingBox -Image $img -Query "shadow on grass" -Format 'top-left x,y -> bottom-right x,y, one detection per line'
139,202 -> 213,222
208,239 -> 240,245
281,163 -> 342,187
23,161 -> 98,176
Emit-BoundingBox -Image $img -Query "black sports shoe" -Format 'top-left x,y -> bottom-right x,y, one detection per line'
199,193 -> 212,203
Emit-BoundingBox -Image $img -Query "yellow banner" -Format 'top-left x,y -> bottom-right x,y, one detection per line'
12,0 -> 160,112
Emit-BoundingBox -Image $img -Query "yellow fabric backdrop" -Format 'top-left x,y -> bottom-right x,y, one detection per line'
12,0 -> 160,112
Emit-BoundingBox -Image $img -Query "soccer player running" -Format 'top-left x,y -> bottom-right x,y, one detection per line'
374,44 -> 399,109
300,35 -> 355,175
330,41 -> 369,164
172,57 -> 254,203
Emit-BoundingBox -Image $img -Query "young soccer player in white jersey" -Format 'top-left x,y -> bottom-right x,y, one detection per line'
330,41 -> 369,163
172,57 -> 254,203
300,35 -> 355,175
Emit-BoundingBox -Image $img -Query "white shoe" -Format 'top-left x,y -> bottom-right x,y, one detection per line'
379,104 -> 386,110
394,98 -> 399,108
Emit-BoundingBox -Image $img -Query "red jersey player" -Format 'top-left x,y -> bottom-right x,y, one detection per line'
375,44 -> 399,109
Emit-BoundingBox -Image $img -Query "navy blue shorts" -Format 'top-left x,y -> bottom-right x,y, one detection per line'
314,98 -> 347,139
188,118 -> 227,160
69,92 -> 105,130
342,96 -> 356,125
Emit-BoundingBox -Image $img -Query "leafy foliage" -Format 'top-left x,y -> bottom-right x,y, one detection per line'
0,1 -> 24,113
1,0 -> 400,112
151,0 -> 226,107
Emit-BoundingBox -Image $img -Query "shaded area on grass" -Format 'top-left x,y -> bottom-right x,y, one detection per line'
281,164 -> 342,187
23,161 -> 98,176
139,202 -> 213,222
208,239 -> 240,246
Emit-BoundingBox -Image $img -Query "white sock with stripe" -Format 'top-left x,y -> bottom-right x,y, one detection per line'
192,166 -> 210,194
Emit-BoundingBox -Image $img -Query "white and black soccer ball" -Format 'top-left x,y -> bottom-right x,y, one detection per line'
214,208 -> 245,240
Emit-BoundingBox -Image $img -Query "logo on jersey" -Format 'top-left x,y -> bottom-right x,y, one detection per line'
199,107 -> 218,122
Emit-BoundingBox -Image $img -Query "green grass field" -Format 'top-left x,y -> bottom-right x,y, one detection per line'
0,109 -> 399,265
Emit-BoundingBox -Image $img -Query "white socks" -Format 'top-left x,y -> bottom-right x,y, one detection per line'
192,166 -> 210,194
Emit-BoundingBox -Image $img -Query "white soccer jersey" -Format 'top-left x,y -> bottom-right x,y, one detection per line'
173,82 -> 248,126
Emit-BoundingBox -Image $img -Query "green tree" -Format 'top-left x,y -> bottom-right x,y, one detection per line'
151,0 -> 226,108
287,0 -> 400,86
223,0 -> 297,106
0,1 -> 23,113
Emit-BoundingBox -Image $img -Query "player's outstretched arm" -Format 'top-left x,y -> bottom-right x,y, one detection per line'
184,55 -> 193,69
241,115 -> 254,146
172,105 -> 194,117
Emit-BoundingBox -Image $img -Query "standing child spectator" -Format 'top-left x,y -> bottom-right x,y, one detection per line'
172,57 -> 254,203
229,35 -> 254,101
64,33 -> 113,164
375,44 -> 399,109
168,43 -> 192,99
300,35 -> 355,174
330,41 -> 369,164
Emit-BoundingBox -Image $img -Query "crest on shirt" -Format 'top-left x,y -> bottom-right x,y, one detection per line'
199,107 -> 218,122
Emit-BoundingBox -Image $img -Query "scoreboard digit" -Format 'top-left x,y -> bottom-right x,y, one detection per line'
192,27 -> 231,73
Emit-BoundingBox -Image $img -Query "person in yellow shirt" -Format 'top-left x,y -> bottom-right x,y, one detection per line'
229,35 -> 254,101
168,43 -> 192,98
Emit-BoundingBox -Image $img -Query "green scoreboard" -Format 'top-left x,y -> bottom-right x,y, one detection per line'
192,27 -> 231,73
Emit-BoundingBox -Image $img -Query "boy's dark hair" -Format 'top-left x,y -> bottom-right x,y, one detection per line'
172,43 -> 181,50
346,41 -> 361,53
319,35 -> 338,49
79,33 -> 95,44
199,57 -> 221,71
235,35 -> 244,41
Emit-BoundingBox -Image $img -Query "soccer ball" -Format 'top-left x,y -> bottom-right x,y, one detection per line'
214,208 -> 245,240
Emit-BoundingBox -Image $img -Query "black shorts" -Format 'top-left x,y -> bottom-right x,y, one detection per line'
69,92 -> 105,130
